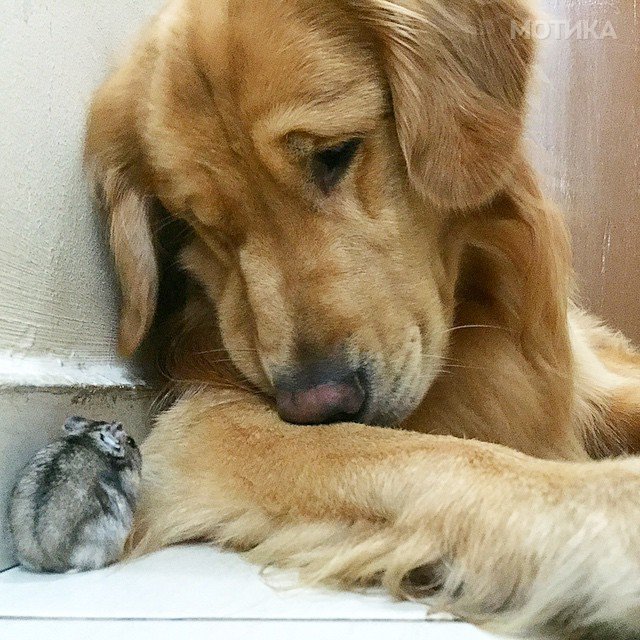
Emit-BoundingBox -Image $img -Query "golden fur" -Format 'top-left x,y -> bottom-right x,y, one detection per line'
86,0 -> 640,636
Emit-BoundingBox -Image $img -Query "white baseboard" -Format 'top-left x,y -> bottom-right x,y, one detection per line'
0,355 -> 147,388
0,359 -> 154,570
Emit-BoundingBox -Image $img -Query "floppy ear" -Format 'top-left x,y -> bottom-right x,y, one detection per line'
85,73 -> 159,357
352,0 -> 536,209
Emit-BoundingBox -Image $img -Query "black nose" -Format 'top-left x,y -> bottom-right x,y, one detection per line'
275,359 -> 367,425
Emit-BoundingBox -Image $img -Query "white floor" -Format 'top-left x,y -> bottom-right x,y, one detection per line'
0,545 -> 497,639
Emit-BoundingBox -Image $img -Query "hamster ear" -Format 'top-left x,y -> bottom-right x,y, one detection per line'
353,0 -> 536,209
85,68 -> 159,357
64,416 -> 92,435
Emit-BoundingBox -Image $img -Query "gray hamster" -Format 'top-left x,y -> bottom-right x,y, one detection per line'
9,416 -> 142,573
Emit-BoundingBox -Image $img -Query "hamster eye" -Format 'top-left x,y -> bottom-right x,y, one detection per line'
126,436 -> 136,447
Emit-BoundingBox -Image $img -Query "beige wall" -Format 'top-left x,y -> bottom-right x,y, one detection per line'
0,4 -> 164,570
531,0 -> 640,342
0,0 -> 163,363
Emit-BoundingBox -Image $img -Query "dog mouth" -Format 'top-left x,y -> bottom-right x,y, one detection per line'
355,329 -> 435,427
347,364 -> 415,428
353,365 -> 374,424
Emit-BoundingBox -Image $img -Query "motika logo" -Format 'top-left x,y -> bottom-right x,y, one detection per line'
511,19 -> 618,40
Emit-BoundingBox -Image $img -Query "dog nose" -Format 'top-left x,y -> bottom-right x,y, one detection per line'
275,361 -> 366,425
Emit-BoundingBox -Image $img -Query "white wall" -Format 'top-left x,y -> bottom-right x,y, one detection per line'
0,0 -> 164,367
0,0 -> 163,571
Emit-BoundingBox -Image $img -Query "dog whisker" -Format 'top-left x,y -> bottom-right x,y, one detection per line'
194,348 -> 259,356
442,324 -> 509,334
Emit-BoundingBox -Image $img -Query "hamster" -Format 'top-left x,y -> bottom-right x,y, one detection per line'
8,416 -> 142,573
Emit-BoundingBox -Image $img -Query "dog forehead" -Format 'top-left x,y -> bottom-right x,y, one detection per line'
191,0 -> 377,115
179,0 -> 386,220
188,0 -> 232,80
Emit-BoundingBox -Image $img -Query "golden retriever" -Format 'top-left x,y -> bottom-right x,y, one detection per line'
85,0 -> 640,637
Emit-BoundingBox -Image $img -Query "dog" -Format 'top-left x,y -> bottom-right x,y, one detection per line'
85,0 -> 640,637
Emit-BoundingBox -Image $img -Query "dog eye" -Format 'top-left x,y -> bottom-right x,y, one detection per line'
311,138 -> 362,194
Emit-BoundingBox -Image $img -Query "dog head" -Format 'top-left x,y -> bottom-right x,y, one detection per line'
86,0 -> 536,425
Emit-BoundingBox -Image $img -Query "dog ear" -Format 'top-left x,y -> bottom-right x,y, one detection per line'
352,0 -> 536,209
85,72 -> 159,357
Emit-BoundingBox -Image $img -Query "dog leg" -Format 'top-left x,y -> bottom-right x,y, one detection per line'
133,387 -> 640,639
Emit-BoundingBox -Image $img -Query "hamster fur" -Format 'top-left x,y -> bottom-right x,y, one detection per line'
9,416 -> 142,573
